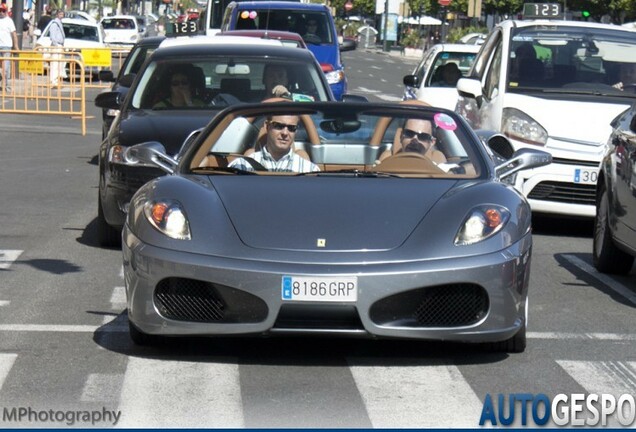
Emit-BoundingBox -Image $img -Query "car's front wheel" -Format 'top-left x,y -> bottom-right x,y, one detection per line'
97,194 -> 121,248
593,184 -> 634,274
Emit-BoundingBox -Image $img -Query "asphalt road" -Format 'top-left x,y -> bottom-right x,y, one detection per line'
0,47 -> 634,428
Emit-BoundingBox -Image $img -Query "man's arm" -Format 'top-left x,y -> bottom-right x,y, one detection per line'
11,30 -> 18,50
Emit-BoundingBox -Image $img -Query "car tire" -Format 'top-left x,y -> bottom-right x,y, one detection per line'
97,194 -> 121,248
593,185 -> 634,274
128,320 -> 163,346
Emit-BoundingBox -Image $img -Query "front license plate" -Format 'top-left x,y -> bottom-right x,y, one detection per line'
573,167 -> 598,185
281,275 -> 357,302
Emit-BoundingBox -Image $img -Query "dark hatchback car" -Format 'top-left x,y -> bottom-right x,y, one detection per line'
593,105 -> 636,274
98,35 -> 166,139
94,36 -> 334,246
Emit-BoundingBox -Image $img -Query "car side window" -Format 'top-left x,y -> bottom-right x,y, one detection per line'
484,42 -> 502,101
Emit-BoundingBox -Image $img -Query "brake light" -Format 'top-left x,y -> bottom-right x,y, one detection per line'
320,63 -> 334,73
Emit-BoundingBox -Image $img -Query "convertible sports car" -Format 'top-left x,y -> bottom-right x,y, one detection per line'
122,102 -> 552,352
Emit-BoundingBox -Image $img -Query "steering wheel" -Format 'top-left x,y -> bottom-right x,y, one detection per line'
376,151 -> 445,174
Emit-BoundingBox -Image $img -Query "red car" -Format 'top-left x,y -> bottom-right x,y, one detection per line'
219,29 -> 307,48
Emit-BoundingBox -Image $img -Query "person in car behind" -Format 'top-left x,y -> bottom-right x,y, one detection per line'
153,66 -> 206,108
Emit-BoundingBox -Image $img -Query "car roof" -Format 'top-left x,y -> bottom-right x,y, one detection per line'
153,36 -> 317,60
232,1 -> 329,11
431,43 -> 482,53
60,17 -> 99,27
499,19 -> 636,33
135,35 -> 166,47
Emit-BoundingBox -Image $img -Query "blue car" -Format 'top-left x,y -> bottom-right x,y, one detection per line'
221,1 -> 352,100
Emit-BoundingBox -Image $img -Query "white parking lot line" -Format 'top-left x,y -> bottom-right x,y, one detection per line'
0,250 -> 23,269
81,373 -> 125,403
348,361 -> 483,427
562,254 -> 636,306
117,358 -> 243,427
0,353 -> 17,391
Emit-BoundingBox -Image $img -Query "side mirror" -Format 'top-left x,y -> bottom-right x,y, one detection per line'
341,94 -> 368,103
456,77 -> 483,109
496,148 -> 552,180
94,91 -> 122,110
98,70 -> 115,82
126,142 -> 177,174
403,74 -> 419,88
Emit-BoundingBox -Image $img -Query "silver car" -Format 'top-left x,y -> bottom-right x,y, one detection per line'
122,101 -> 552,352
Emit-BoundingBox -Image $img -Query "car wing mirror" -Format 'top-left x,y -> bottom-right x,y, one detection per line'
496,148 -> 552,180
98,69 -> 115,82
456,77 -> 483,109
341,94 -> 368,103
94,91 -> 122,110
403,74 -> 419,88
126,142 -> 177,174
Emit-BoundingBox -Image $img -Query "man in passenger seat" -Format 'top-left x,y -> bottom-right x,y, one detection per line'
399,118 -> 447,163
229,115 -> 320,173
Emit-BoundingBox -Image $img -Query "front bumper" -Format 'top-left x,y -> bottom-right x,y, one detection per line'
123,226 -> 532,344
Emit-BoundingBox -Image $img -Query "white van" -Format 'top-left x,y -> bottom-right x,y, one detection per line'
456,19 -> 636,218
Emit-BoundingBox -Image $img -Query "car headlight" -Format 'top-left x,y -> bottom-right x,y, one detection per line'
325,70 -> 345,85
108,145 -> 155,167
502,107 -> 548,146
143,200 -> 191,240
454,205 -> 510,246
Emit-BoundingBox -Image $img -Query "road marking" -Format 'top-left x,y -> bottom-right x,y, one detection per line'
0,324 -> 634,342
561,254 -> 636,306
81,373 -> 124,402
355,86 -> 379,93
557,360 -> 636,395
104,286 -> 127,324
375,94 -> 402,102
0,250 -> 23,269
0,301 -> 10,306
117,358 -> 243,427
0,353 -> 17,391
349,361 -> 482,427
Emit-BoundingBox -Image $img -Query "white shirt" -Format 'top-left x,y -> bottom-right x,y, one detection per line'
0,16 -> 16,48
229,146 -> 320,173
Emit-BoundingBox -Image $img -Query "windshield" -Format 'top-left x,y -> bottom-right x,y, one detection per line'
427,51 -> 478,87
508,25 -> 636,95
235,9 -> 334,45
132,57 -> 330,109
101,18 -> 136,30
188,105 -> 484,178
63,23 -> 99,41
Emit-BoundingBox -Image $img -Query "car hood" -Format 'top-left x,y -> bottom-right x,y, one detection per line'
505,92 -> 630,148
117,110 -> 217,155
209,176 -> 455,251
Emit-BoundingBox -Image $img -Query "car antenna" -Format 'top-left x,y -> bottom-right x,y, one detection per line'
264,2 -> 271,37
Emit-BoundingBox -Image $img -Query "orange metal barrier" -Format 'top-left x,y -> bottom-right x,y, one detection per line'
0,49 -> 87,135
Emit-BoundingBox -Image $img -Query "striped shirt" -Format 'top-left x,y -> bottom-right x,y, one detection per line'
229,147 -> 320,173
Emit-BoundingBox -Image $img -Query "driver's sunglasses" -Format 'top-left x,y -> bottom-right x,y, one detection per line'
269,121 -> 298,132
402,129 -> 433,141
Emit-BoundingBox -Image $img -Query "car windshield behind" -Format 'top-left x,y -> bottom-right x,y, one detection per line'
132,57 -> 330,109
102,18 -> 136,29
235,9 -> 333,45
427,51 -> 478,87
508,25 -> 636,96
187,105 -> 484,178
64,23 -> 99,41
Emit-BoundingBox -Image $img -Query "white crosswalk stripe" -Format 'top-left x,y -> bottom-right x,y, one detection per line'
116,358 -> 243,427
0,353 -> 18,391
0,250 -> 22,270
81,373 -> 125,403
349,361 -> 483,427
557,360 -> 636,395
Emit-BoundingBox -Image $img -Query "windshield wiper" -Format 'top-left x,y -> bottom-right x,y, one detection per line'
191,166 -> 257,175
298,169 -> 401,178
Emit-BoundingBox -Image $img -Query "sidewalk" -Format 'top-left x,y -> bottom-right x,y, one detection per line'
361,44 -> 423,59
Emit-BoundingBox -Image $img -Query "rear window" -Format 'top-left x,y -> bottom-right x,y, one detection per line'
235,9 -> 333,45
102,18 -> 136,30
63,23 -> 99,41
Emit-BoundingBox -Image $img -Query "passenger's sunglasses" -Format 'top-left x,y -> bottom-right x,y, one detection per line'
269,121 -> 298,132
402,129 -> 433,141
171,79 -> 189,86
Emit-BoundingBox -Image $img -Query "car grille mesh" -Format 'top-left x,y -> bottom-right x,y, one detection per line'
528,181 -> 596,205
369,284 -> 489,328
154,278 -> 268,323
